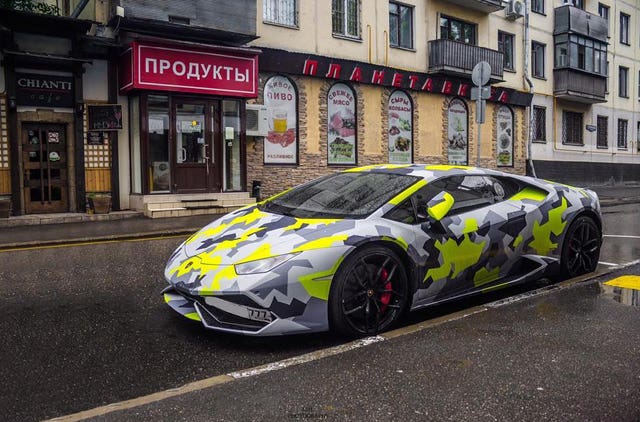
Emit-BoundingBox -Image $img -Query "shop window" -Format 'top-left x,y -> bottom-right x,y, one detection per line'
447,98 -> 468,165
440,15 -> 476,45
148,95 -> 170,192
388,90 -> 413,164
498,31 -> 515,71
617,119 -> 628,149
562,111 -> 583,146
596,115 -> 608,148
264,75 -> 298,165
389,2 -> 413,49
223,100 -> 243,191
263,0 -> 298,27
332,0 -> 360,39
533,106 -> 546,143
496,106 -> 514,167
328,83 -> 357,165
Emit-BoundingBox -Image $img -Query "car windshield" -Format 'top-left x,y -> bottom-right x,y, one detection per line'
259,172 -> 419,219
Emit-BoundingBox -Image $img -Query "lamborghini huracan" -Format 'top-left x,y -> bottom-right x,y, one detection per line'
162,165 -> 602,336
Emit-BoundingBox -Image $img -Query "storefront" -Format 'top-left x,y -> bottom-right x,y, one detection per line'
247,48 -> 533,198
119,41 -> 260,197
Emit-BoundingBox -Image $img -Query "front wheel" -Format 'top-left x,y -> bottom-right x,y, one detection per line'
329,246 -> 409,337
559,216 -> 601,279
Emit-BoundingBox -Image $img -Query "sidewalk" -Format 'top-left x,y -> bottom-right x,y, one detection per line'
0,184 -> 638,250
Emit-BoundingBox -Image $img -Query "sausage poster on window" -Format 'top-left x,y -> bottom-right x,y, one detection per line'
388,91 -> 413,164
447,98 -> 468,165
264,76 -> 297,164
496,106 -> 514,167
327,83 -> 356,165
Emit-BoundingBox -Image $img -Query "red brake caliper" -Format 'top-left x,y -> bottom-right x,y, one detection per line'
380,268 -> 392,313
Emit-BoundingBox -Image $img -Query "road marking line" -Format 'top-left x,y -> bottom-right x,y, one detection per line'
604,275 -> 640,291
46,262 -> 636,422
603,235 -> 640,239
598,261 -> 620,267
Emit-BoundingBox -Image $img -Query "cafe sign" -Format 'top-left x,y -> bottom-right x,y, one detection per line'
16,73 -> 74,107
120,41 -> 259,97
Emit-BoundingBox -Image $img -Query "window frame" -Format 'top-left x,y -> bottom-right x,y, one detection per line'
498,30 -> 515,72
562,110 -> 584,146
263,0 -> 298,28
532,0 -> 545,15
439,15 -> 477,45
617,119 -> 628,149
620,13 -> 630,45
619,66 -> 629,98
596,115 -> 608,149
389,1 -> 414,50
332,0 -> 361,39
532,41 -> 546,79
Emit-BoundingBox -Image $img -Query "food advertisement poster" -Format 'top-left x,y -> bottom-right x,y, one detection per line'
264,76 -> 297,164
496,106 -> 514,167
388,91 -> 413,164
447,99 -> 468,165
328,83 -> 356,165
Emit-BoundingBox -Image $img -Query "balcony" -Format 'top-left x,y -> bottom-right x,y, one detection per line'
554,69 -> 606,103
428,39 -> 504,82
554,5 -> 608,41
442,0 -> 505,13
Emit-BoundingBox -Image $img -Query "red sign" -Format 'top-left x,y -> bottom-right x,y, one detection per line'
119,41 -> 259,97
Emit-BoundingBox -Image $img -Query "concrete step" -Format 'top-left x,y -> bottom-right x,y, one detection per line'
145,206 -> 244,219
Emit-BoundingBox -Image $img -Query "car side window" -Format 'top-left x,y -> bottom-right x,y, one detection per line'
430,175 -> 495,215
384,199 -> 416,224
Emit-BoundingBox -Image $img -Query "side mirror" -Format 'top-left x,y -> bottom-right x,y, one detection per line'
426,191 -> 455,222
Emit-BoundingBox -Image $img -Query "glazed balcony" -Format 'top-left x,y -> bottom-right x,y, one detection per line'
554,69 -> 607,103
428,39 -> 504,82
554,4 -> 608,41
442,0 -> 505,13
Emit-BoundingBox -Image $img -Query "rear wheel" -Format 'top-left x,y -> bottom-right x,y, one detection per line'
329,246 -> 409,337
560,216 -> 601,279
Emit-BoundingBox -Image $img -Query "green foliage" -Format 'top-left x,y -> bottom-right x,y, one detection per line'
0,0 -> 60,16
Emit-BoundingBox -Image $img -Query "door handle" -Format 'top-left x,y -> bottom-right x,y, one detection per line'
181,147 -> 187,163
203,144 -> 210,175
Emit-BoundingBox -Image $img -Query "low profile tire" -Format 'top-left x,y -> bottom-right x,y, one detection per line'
559,216 -> 601,279
329,246 -> 409,337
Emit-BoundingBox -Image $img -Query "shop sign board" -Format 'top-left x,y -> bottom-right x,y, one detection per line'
388,91 -> 413,164
327,83 -> 356,165
447,99 -> 468,165
496,106 -> 514,167
88,105 -> 123,131
264,76 -> 298,165
119,41 -> 259,97
16,73 -> 74,107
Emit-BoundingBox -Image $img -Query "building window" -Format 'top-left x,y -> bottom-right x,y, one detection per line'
598,3 -> 609,32
332,0 -> 359,38
619,66 -> 629,98
620,13 -> 630,45
328,83 -> 357,165
532,42 -> 545,78
440,15 -> 476,45
388,90 -> 413,164
617,119 -> 628,149
498,31 -> 515,71
389,2 -> 413,49
596,115 -> 608,148
564,0 -> 583,9
562,111 -> 583,145
532,0 -> 544,14
263,0 -> 298,27
554,35 -> 607,75
533,106 -> 546,143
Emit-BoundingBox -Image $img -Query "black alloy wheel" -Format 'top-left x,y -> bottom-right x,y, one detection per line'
329,246 -> 409,337
561,216 -> 601,279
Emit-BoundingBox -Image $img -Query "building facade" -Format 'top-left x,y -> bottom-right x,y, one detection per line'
0,0 -> 638,217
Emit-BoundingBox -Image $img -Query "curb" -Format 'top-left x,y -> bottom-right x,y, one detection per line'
0,228 -> 198,251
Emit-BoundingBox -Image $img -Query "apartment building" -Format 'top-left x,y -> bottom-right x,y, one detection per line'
248,0 -> 639,194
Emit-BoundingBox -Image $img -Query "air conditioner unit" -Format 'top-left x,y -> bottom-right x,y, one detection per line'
246,104 -> 268,137
506,0 -> 525,20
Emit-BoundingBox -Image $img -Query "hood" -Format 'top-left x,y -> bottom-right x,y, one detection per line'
181,206 -> 358,265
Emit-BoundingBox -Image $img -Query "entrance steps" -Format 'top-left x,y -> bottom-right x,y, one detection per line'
143,192 -> 256,219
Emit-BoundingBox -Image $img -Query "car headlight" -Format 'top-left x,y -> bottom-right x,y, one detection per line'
234,253 -> 300,275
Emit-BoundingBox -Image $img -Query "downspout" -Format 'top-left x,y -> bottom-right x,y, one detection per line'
523,0 -> 537,177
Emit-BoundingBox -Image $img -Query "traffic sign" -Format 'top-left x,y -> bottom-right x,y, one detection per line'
471,61 -> 491,87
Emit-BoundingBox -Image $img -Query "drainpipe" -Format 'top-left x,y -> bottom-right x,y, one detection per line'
523,0 -> 537,177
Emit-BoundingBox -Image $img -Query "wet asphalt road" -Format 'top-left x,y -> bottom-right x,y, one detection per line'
0,203 -> 638,421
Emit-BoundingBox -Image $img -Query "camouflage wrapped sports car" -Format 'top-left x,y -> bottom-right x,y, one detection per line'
162,165 -> 602,336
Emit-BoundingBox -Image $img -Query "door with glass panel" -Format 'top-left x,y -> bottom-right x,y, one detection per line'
173,100 -> 217,192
